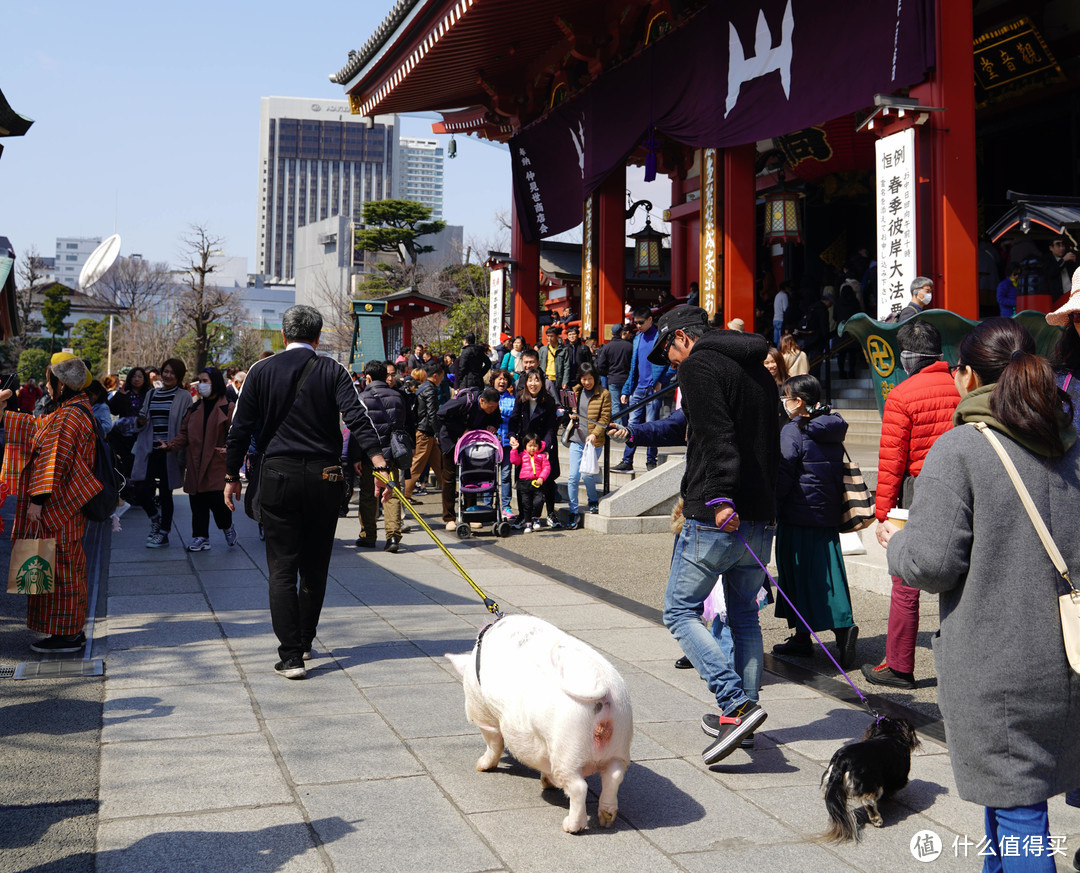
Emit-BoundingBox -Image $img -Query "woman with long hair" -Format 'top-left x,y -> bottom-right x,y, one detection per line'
883,318 -> 1080,870
566,362 -> 610,527
500,335 -> 530,384
780,333 -> 808,376
159,367 -> 237,551
509,369 -> 559,528
108,366 -> 151,486
771,374 -> 859,668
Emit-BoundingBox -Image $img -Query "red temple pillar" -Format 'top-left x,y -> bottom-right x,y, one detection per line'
911,0 -> 977,318
670,176 -> 685,300
511,191 -> 541,344
597,168 -> 626,338
723,144 -> 757,327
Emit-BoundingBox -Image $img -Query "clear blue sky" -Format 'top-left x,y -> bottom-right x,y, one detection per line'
1,1 -> 665,272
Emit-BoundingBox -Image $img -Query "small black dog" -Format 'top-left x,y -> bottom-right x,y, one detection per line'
821,716 -> 920,841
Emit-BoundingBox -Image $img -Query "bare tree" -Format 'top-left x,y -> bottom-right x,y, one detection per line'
14,244 -> 46,338
308,267 -> 355,361
175,224 -> 244,372
94,255 -> 174,316
112,310 -> 185,371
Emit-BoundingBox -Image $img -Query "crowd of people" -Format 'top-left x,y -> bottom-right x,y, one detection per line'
5,279 -> 1080,865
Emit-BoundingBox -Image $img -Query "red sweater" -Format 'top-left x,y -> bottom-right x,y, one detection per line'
875,360 -> 960,521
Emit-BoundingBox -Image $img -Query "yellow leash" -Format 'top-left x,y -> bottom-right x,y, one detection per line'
372,471 -> 502,617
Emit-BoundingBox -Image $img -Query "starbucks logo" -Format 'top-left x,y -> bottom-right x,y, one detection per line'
17,556 -> 54,594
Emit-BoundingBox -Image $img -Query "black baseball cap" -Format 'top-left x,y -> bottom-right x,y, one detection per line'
647,305 -> 709,365
611,324 -> 624,337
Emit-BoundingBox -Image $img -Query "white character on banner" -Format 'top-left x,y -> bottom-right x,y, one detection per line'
726,0 -> 794,118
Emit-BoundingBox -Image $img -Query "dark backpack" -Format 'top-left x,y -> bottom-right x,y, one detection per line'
73,403 -> 124,522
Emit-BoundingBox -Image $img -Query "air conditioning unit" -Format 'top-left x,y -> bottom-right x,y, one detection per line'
318,232 -> 337,246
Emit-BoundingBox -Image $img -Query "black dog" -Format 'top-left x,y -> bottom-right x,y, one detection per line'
821,716 -> 919,841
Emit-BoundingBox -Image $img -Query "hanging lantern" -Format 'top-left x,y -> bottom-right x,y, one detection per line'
763,187 -> 803,245
628,216 -> 669,276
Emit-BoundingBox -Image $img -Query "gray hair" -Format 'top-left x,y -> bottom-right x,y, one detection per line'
910,276 -> 934,295
282,305 -> 323,343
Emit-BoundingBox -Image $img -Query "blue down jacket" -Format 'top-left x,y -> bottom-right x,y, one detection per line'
776,410 -> 847,527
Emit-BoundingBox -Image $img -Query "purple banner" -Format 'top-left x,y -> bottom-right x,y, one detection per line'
511,0 -> 934,242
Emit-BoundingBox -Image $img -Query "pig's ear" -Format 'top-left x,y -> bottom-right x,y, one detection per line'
551,643 -> 606,702
445,652 -> 470,677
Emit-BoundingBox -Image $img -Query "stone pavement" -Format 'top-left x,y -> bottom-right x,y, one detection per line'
6,497 -> 1080,872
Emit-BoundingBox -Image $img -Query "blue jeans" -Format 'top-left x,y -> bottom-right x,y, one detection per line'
982,802 -> 1055,872
664,518 -> 775,714
498,455 -> 513,515
773,319 -> 784,346
567,442 -> 600,514
621,386 -> 661,465
609,390 -> 623,426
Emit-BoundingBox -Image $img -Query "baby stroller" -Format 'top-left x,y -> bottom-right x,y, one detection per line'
453,430 -> 512,539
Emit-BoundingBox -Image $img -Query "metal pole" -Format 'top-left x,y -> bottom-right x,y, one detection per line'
106,314 -> 114,376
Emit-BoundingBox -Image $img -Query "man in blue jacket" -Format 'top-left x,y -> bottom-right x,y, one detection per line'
612,306 -> 671,472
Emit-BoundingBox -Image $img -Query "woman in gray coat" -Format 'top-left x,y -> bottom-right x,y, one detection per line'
880,319 -> 1080,872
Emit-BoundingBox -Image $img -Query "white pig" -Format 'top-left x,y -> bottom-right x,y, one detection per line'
446,614 -> 632,833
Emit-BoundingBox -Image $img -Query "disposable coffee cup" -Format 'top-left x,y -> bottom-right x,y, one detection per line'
886,508 -> 909,529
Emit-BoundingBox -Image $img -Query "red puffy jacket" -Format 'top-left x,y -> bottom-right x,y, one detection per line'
875,360 -> 959,521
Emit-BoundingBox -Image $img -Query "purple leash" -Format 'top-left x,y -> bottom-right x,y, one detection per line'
706,498 -> 882,723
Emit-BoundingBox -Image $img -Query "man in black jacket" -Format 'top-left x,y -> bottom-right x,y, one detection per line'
555,324 -> 592,391
352,360 -> 414,553
649,305 -> 779,763
595,323 -> 632,423
403,364 -> 444,503
454,333 -> 491,391
224,305 -> 386,680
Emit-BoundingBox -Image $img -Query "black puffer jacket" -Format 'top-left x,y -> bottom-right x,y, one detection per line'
776,410 -> 847,527
454,344 -> 491,391
353,380 -> 412,458
678,330 -> 779,523
415,380 -> 440,435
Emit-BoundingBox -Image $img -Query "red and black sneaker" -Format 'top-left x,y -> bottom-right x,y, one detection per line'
861,662 -> 916,689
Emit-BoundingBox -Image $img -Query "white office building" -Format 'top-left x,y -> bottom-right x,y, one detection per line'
55,237 -> 101,289
396,137 -> 444,221
256,97 -> 397,283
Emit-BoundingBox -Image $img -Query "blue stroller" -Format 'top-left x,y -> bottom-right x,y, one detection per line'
453,430 -> 511,539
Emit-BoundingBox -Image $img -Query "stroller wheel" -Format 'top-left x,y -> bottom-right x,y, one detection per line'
497,522 -> 512,538
455,523 -> 471,539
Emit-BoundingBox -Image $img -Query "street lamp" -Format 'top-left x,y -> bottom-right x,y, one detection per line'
625,199 -> 668,276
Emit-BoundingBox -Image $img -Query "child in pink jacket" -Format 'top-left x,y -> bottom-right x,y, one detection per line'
509,433 -> 550,532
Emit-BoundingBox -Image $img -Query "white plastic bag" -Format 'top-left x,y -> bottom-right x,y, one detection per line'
579,444 -> 599,476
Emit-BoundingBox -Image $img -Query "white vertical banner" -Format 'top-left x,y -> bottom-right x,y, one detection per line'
488,267 -> 505,349
875,128 -> 917,320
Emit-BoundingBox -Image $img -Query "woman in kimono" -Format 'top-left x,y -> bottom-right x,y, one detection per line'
0,353 -> 101,653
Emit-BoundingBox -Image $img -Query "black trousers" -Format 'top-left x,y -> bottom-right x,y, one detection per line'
517,480 -> 545,524
189,490 -> 233,538
137,449 -> 174,532
259,456 -> 344,662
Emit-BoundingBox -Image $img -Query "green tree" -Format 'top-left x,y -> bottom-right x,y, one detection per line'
41,283 -> 71,353
71,318 -> 110,378
442,293 -> 489,353
354,199 -> 446,267
17,348 -> 48,384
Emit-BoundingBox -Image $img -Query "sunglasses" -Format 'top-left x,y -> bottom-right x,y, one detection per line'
634,319 -> 648,325
949,363 -> 966,376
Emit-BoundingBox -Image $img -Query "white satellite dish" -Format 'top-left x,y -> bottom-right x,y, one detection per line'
78,233 -> 121,292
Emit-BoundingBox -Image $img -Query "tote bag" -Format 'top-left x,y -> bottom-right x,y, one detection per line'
838,449 -> 875,533
7,537 -> 57,595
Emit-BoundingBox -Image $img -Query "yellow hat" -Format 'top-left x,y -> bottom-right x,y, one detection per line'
49,353 -> 91,390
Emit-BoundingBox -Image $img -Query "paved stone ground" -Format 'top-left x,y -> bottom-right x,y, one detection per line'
2,490 -> 1080,871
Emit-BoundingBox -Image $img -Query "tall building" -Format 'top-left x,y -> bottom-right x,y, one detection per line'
396,137 -> 444,221
55,236 -> 101,289
256,97 -> 397,282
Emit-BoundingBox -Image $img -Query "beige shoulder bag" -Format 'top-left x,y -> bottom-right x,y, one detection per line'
972,422 -> 1080,674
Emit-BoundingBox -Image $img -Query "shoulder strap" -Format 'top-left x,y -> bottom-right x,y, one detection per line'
256,354 -> 318,453
1064,372 -> 1073,393
971,421 -> 1073,588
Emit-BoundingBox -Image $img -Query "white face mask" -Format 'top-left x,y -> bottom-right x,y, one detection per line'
919,291 -> 932,306
153,379 -> 164,390
196,382 -> 212,397
783,399 -> 802,420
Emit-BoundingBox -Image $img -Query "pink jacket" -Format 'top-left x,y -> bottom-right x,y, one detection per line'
510,442 -> 550,482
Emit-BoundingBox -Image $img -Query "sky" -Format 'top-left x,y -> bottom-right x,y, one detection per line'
1,1 -> 666,274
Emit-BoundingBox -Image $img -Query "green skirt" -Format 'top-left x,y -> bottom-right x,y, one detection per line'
773,522 -> 854,632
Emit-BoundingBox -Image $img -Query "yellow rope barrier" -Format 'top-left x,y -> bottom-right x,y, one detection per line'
372,471 -> 502,616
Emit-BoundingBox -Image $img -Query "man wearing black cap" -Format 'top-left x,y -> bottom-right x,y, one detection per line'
595,323 -> 632,423
651,305 -> 780,764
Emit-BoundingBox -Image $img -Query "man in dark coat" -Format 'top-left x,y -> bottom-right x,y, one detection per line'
454,333 -> 491,391
595,323 -> 633,424
651,305 -> 780,764
352,360 -> 414,553
555,324 -> 593,391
